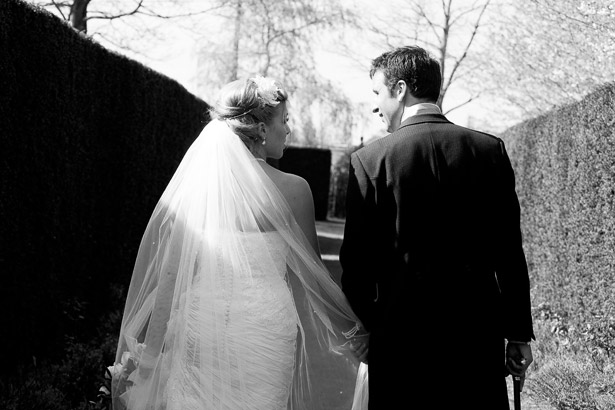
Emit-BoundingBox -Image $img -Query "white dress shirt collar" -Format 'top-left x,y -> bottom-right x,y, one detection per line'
400,103 -> 442,123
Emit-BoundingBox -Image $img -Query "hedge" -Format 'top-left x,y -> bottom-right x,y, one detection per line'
502,83 -> 615,350
276,146 -> 332,221
0,0 -> 209,388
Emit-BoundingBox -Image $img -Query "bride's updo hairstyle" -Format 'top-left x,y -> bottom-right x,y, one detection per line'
212,76 -> 288,147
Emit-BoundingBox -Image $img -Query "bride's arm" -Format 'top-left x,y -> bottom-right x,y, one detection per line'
283,173 -> 369,353
148,246 -> 179,346
137,239 -> 181,374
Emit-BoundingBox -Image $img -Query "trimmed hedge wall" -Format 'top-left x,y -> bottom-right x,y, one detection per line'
276,146 -> 332,221
503,83 -> 615,347
0,0 -> 209,382
328,145 -> 365,219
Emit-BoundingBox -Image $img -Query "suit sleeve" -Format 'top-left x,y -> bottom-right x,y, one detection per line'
494,140 -> 535,342
340,153 -> 378,331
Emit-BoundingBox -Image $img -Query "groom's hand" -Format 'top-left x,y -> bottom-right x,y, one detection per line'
349,335 -> 369,364
505,341 -> 533,391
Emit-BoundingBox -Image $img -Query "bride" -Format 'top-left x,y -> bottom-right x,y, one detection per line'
110,76 -> 368,410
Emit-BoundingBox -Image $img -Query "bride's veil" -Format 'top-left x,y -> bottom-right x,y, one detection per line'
111,119 -> 366,409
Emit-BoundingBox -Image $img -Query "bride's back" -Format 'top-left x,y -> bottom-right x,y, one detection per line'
210,77 -> 319,252
257,161 -> 320,253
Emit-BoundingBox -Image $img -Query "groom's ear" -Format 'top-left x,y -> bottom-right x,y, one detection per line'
396,80 -> 407,102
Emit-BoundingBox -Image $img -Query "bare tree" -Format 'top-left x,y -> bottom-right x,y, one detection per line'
347,0 -> 614,132
351,0 -> 493,115
31,0 -> 223,34
482,0 -> 615,122
193,0 -> 358,146
28,0 -> 362,147
229,0 -> 243,81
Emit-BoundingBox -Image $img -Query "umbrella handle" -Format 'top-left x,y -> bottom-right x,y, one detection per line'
513,376 -> 521,410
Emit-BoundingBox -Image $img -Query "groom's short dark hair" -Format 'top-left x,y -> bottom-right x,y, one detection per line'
370,46 -> 442,102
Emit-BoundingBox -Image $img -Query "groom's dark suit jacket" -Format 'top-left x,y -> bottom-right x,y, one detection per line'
340,114 -> 534,409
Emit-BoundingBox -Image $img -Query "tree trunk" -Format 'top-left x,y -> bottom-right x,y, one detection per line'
437,1 -> 451,109
229,0 -> 243,82
70,0 -> 90,33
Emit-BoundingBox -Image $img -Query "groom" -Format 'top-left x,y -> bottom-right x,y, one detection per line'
340,46 -> 535,409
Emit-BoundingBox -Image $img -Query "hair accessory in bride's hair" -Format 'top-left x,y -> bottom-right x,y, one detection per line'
250,76 -> 282,107
225,108 -> 254,120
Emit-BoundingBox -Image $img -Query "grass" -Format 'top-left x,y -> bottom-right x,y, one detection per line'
524,303 -> 615,409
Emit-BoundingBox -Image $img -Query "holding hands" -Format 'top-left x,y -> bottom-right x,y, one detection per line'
349,334 -> 370,364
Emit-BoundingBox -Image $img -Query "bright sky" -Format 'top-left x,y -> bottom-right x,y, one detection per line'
82,0 -> 483,145
142,34 -> 474,145
113,30 -> 385,145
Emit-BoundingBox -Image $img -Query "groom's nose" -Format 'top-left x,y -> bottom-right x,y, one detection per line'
372,106 -> 379,114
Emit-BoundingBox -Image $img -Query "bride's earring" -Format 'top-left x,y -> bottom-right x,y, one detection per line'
257,122 -> 268,146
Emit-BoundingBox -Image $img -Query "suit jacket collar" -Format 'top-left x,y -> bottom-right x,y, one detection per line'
397,113 -> 451,132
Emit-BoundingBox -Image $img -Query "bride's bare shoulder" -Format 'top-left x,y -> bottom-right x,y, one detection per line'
268,166 -> 311,198
261,164 -> 312,208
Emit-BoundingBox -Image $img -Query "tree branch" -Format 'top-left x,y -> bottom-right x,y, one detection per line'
267,18 -> 329,44
135,4 -> 226,20
363,13 -> 412,48
449,4 -> 489,27
258,0 -> 273,75
85,0 -> 144,22
414,3 -> 443,43
89,31 -> 149,58
443,94 -> 479,115
46,0 -> 69,20
441,0 -> 490,97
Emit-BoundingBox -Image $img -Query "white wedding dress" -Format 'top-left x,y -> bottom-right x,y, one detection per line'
163,232 -> 297,410
111,120 -> 367,410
